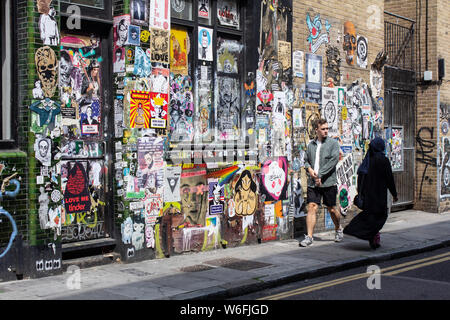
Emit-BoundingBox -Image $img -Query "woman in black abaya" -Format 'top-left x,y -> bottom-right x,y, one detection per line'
344,137 -> 398,249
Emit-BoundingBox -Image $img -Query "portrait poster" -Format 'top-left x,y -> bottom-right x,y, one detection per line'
305,53 -> 323,104
80,100 -> 101,135
129,90 -> 152,128
131,0 -> 149,26
278,41 -> 291,71
198,0 -> 210,18
149,0 -> 171,30
127,25 -> 141,46
150,67 -> 169,93
164,166 -> 182,203
170,27 -> 189,75
217,38 -> 241,74
232,169 -> 258,217
321,88 -> 339,137
293,50 -> 304,78
208,178 -> 224,215
217,0 -> 239,28
149,92 -> 169,130
137,137 -> 164,195
304,102 -> 320,142
150,28 -> 170,64
114,15 -> 131,48
34,135 -> 51,166
113,46 -> 126,73
260,157 -> 288,202
180,167 -> 208,226
198,27 -> 213,61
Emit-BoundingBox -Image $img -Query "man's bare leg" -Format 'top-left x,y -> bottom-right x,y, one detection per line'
306,202 -> 319,237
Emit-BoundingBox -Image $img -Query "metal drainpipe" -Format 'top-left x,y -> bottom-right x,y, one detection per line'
426,0 -> 429,71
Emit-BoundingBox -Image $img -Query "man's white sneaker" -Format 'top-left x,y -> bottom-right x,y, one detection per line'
300,235 -> 314,247
335,227 -> 344,242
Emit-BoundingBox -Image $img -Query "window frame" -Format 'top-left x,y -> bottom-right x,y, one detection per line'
170,0 -> 248,152
0,0 -> 19,149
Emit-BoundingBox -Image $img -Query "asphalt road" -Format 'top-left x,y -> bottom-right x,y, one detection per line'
232,247 -> 450,300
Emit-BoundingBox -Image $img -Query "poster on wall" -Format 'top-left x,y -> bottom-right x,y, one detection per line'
180,167 -> 208,226
440,137 -> 450,198
113,47 -> 126,73
357,35 -> 368,69
208,178 -> 224,215
217,0 -> 240,28
134,46 -> 152,77
137,137 -> 164,195
198,0 -> 210,18
60,34 -> 102,136
321,88 -> 339,137
336,154 -> 356,214
63,161 -> 91,215
390,127 -> 404,172
150,67 -> 169,93
260,157 -> 288,202
164,166 -> 182,202
114,15 -> 130,48
198,27 -> 213,61
131,0 -> 149,26
127,25 -> 141,46
149,0 -> 171,30
293,50 -> 304,78
130,90 -> 152,128
34,136 -> 52,166
216,76 -> 241,140
233,170 -> 258,217
149,92 -> 169,130
170,28 -> 189,75
150,28 -> 170,64
170,74 -> 195,142
278,41 -> 292,71
80,100 -> 101,135
305,53 -> 323,104
197,65 -> 213,141
217,38 -> 241,74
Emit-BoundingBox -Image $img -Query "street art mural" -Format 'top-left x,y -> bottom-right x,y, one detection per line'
11,0 -> 397,276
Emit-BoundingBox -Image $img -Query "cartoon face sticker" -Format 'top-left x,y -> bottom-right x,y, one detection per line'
262,158 -> 288,201
35,46 -> 58,98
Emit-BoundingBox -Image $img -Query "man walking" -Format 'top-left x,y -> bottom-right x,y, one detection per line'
300,118 -> 343,247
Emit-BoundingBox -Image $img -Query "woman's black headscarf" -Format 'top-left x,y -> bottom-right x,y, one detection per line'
357,137 -> 386,175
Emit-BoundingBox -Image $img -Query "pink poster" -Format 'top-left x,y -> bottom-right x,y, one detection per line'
150,0 -> 170,30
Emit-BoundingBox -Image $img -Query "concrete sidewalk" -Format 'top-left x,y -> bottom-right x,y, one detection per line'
1,210 -> 449,300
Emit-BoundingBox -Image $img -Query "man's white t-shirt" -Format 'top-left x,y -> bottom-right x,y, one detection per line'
314,140 -> 322,175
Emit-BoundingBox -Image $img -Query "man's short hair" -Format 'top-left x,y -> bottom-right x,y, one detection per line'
314,118 -> 328,130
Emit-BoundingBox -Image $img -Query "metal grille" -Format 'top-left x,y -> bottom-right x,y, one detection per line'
384,11 -> 415,72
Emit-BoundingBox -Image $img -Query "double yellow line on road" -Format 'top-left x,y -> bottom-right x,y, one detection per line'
259,251 -> 450,300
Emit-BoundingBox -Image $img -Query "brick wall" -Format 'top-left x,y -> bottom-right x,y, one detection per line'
437,0 -> 450,212
292,0 -> 385,232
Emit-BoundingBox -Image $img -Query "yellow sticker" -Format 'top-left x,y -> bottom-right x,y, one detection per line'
342,106 -> 348,120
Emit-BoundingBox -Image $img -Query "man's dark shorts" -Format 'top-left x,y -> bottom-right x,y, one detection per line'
307,186 -> 337,207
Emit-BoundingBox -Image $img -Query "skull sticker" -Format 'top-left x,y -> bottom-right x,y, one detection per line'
343,21 -> 357,66
35,46 -> 58,98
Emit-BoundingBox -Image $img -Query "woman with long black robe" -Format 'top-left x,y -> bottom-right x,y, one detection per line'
344,137 -> 398,249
